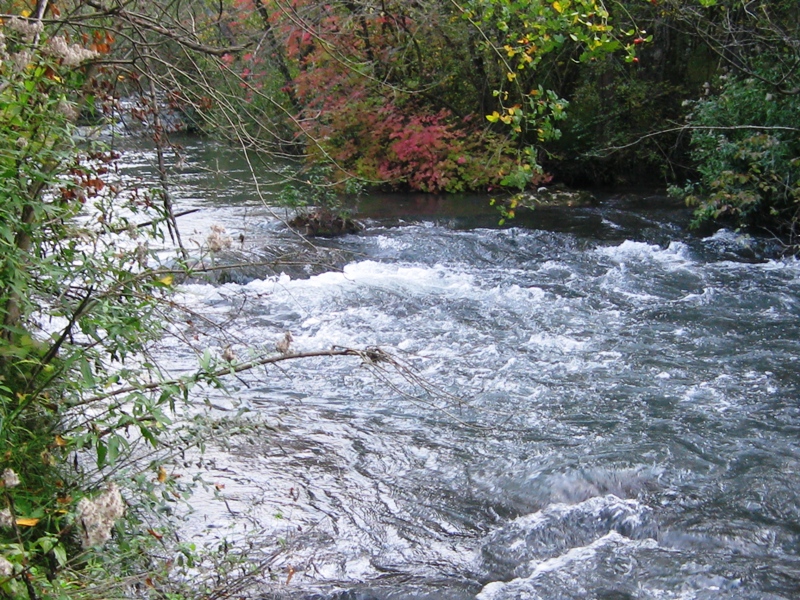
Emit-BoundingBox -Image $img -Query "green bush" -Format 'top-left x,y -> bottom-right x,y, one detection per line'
679,68 -> 800,234
0,15 -> 203,598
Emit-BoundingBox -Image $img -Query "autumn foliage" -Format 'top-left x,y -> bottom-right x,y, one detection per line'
201,0 -> 614,192
128,0 -> 800,234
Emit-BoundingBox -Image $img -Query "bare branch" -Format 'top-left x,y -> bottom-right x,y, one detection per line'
83,0 -> 249,56
595,124 -> 800,155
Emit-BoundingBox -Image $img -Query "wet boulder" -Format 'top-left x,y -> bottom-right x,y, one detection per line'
289,209 -> 364,237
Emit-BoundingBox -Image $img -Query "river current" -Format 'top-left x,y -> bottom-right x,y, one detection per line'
121,141 -> 800,599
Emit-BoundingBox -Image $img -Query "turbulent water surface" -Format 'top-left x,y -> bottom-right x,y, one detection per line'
124,140 -> 800,599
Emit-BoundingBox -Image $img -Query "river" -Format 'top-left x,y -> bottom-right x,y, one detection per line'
120,138 -> 800,599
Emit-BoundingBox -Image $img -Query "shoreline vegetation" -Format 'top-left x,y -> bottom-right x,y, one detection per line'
1,0 -> 798,597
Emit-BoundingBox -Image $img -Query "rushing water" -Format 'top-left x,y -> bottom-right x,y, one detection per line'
123,140 -> 800,599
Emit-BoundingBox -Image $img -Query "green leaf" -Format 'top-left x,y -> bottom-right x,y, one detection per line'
97,440 -> 108,469
37,536 -> 57,554
107,434 -> 122,465
139,423 -> 160,447
199,349 -> 213,371
53,544 -> 68,567
80,357 -> 95,386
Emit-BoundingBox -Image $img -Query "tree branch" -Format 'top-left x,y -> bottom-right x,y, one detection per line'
595,124 -> 800,155
84,0 -> 249,56
70,347 -> 385,407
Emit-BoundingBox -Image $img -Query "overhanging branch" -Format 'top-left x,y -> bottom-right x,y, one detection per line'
595,124 -> 800,156
71,346 -> 386,407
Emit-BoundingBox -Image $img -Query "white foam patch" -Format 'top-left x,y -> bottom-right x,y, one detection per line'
596,240 -> 693,268
526,332 -> 586,353
512,494 -> 650,531
340,260 -> 476,294
601,218 -> 623,230
703,228 -> 753,246
177,261 -> 552,331
677,286 -> 716,304
374,235 -> 411,251
185,261 -> 477,300
477,532 -> 654,600
716,256 -> 800,275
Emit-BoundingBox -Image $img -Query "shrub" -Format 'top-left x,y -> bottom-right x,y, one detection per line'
304,98 -> 543,193
679,68 -> 800,234
0,14 -> 201,598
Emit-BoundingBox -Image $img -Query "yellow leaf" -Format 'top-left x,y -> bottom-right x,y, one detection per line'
21,9 -> 31,17
158,274 -> 174,286
506,72 -> 517,82
486,111 -> 501,123
157,466 -> 167,483
54,435 -> 67,447
552,1 -> 563,13
16,517 -> 40,527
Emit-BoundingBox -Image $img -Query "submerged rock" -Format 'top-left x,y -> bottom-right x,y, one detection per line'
289,209 -> 364,237
524,186 -> 596,208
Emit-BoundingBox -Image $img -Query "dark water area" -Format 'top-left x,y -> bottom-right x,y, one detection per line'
355,190 -> 691,238
119,139 -> 800,599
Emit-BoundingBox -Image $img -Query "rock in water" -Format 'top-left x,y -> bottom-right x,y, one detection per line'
289,209 -> 364,237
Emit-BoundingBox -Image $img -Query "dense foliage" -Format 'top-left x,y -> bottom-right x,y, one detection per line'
670,0 -> 800,238
679,69 -> 800,231
179,0 -> 633,194
169,0 -> 798,236
0,10 -> 199,597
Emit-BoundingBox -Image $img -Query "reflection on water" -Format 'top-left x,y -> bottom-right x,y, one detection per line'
124,139 -> 800,599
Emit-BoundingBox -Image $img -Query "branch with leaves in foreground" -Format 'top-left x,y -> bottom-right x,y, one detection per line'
74,346 -> 389,409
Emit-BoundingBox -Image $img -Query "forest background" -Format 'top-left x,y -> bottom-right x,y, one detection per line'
1,0 -> 799,598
